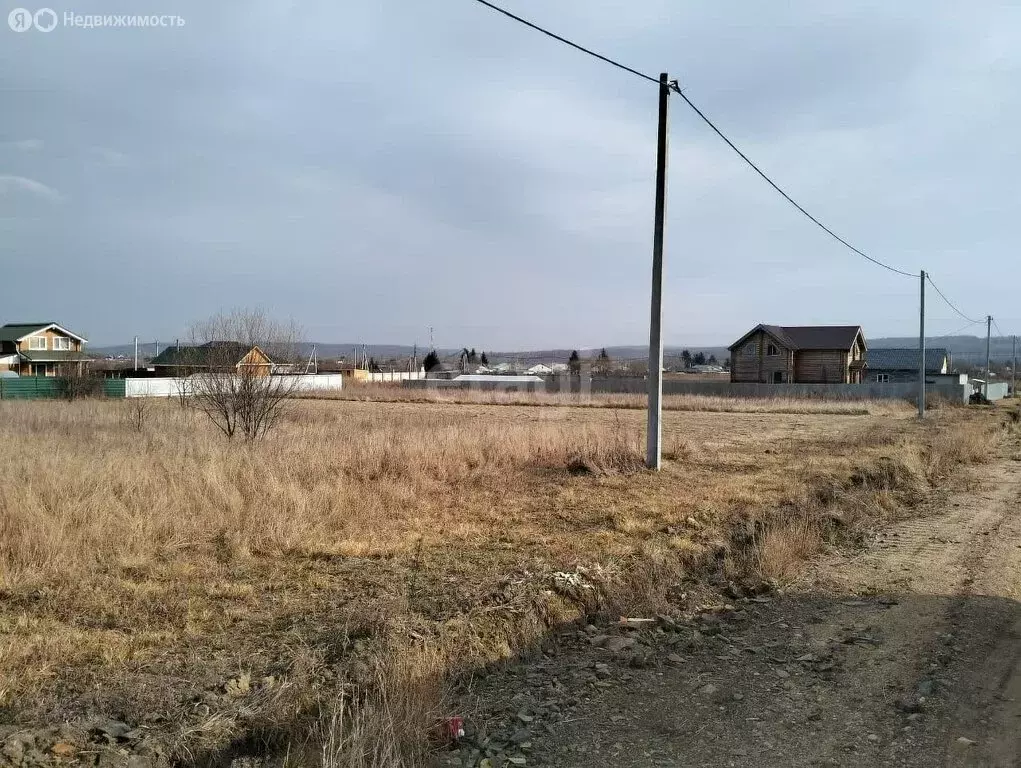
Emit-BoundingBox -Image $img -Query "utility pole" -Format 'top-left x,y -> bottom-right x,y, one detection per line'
133,336 -> 138,371
1012,335 -> 1016,398
985,315 -> 992,400
918,270 -> 926,418
646,72 -> 670,470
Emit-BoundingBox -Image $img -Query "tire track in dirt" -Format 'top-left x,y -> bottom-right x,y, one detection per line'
452,452 -> 1021,767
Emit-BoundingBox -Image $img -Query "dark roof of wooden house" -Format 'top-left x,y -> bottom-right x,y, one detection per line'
730,325 -> 865,352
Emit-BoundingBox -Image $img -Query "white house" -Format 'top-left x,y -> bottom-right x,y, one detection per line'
524,363 -> 554,376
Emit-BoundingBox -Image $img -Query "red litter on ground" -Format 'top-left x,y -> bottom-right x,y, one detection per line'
445,716 -> 465,742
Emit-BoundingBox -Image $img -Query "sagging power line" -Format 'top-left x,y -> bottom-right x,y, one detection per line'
470,0 -> 918,279
466,0 -> 1001,439
926,275 -> 981,325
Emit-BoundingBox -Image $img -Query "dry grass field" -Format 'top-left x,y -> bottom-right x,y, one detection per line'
0,396 -> 1002,765
311,385 -> 902,415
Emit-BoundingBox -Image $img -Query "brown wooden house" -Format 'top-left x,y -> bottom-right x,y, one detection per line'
149,342 -> 274,377
728,325 -> 867,384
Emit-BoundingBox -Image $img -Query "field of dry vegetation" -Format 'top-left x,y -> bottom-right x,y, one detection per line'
0,395 -> 1005,766
308,385 -> 897,415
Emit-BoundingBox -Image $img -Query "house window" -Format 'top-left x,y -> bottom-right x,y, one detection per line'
744,343 -> 756,357
766,343 -> 779,357
772,371 -> 785,384
28,336 -> 47,350
52,337 -> 71,351
876,373 -> 890,383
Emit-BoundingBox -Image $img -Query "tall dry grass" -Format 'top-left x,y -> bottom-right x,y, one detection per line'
743,413 -> 1001,583
0,400 -> 642,587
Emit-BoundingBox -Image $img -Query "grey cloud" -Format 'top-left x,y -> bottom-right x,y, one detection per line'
0,174 -> 63,202
1,1 -> 1018,347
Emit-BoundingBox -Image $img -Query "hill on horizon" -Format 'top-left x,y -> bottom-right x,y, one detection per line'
90,335 -> 1017,365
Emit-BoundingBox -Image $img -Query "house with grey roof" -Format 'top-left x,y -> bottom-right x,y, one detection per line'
149,342 -> 273,377
728,324 -> 867,384
865,347 -> 951,383
0,322 -> 90,377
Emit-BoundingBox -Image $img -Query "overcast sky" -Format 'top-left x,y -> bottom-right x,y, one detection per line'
2,1 -> 1019,349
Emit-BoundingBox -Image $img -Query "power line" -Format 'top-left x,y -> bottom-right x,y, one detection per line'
469,0 -> 917,280
469,0 -> 658,85
667,83 -> 917,278
928,319 -> 984,342
992,317 -> 1006,339
925,275 -> 981,325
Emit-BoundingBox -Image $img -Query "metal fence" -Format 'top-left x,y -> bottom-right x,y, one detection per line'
0,376 -> 126,399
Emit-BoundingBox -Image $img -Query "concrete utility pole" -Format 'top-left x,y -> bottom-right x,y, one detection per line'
133,336 -> 138,371
918,270 -> 926,419
985,315 -> 992,400
646,72 -> 670,470
1013,335 -> 1017,398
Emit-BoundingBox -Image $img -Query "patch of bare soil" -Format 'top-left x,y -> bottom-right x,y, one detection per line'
452,450 -> 1021,767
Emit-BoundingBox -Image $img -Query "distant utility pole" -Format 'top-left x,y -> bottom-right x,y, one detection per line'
1012,335 -> 1017,398
154,339 -> 159,358
133,336 -> 138,371
985,315 -> 992,400
917,271 -> 926,418
646,72 -> 670,470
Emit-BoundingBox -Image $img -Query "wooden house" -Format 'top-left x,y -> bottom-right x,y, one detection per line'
149,342 -> 273,377
0,322 -> 91,377
729,325 -> 867,384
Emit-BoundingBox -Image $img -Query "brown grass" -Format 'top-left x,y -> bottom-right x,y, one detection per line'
311,384 -> 906,416
0,397 -> 1001,765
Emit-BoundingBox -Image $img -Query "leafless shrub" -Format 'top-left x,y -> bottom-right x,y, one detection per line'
57,363 -> 104,400
126,396 -> 152,433
188,309 -> 303,440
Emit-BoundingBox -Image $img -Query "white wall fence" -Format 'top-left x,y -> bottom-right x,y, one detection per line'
360,370 -> 426,383
124,374 -> 343,398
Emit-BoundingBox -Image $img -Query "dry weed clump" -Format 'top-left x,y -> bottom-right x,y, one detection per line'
738,415 -> 1000,583
306,646 -> 446,768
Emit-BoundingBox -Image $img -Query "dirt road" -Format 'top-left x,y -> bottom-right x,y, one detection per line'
453,452 -> 1021,767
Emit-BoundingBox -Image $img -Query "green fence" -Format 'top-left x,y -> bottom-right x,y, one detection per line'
0,377 -> 126,400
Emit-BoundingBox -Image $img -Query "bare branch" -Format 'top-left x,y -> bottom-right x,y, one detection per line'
183,309 -> 304,440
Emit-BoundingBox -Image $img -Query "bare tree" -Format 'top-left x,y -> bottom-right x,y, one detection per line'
187,309 -> 303,440
127,396 -> 152,433
58,359 -> 103,400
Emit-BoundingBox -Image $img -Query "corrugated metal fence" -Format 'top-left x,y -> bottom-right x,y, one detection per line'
0,377 -> 126,399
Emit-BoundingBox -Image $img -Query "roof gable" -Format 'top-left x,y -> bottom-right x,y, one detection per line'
728,324 -> 796,351
0,323 -> 88,344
